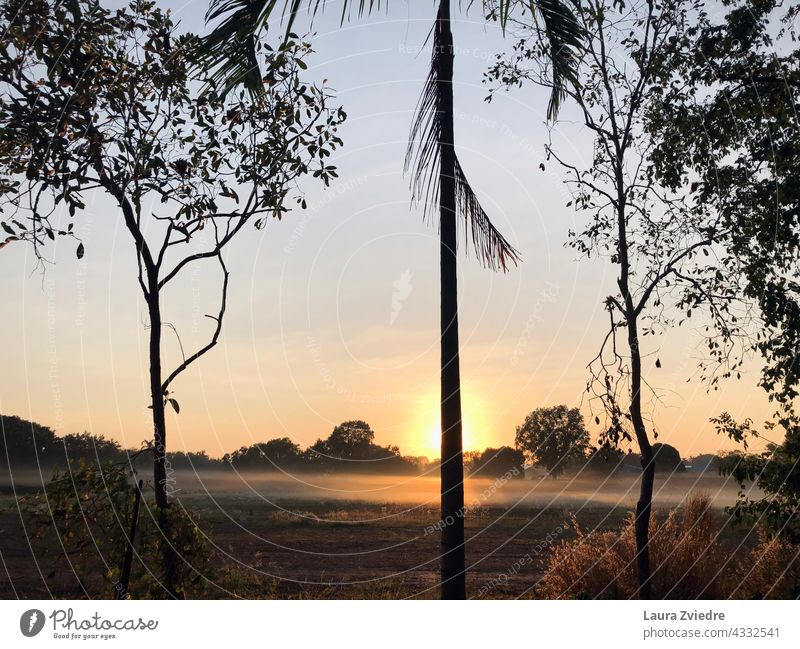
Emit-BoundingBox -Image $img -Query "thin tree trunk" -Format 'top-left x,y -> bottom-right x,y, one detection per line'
436,0 -> 466,601
145,276 -> 169,510
627,317 -> 654,599
145,271 -> 180,598
617,188 -> 654,599
635,437 -> 655,598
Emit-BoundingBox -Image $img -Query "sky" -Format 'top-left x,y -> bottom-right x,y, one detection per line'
0,0 -> 775,460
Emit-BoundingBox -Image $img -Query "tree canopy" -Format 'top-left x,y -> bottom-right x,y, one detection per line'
515,405 -> 590,476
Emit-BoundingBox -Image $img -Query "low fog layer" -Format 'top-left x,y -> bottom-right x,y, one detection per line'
167,471 -> 750,509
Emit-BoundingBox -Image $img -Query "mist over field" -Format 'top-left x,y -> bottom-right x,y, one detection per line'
151,471 -> 753,509
1,466 -> 755,510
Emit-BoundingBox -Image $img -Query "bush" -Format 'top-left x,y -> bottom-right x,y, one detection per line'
538,495 -> 731,598
22,461 -> 212,598
715,413 -> 800,543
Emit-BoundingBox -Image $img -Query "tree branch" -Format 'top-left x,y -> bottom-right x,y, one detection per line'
161,252 -> 229,394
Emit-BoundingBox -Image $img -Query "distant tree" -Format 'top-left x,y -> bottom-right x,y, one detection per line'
462,450 -> 482,475
469,446 -> 525,479
225,437 -> 304,470
224,445 -> 263,469
326,420 -> 374,459
260,437 -> 304,468
166,450 -> 220,471
583,445 -> 626,476
0,414 -> 59,468
304,438 -> 330,467
515,406 -> 590,477
302,421 -> 418,474
0,415 -> 144,472
652,443 -> 685,473
686,454 -> 722,473
60,432 -> 124,466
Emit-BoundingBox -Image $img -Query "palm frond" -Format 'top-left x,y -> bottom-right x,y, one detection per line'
405,11 -> 520,272
454,158 -> 520,271
200,0 -> 582,108
530,0 -> 584,119
200,0 -> 279,93
200,0 -> 385,96
405,40 -> 441,219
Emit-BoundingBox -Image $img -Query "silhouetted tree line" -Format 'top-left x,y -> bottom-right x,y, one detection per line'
1,415 -> 425,477
578,443 -> 686,476
224,420 -> 419,474
513,406 -> 695,477
0,414 -> 220,478
463,447 -> 526,479
3,412 -> 714,482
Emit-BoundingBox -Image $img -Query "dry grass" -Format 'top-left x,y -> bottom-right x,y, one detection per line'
539,494 -> 741,599
733,534 -> 800,599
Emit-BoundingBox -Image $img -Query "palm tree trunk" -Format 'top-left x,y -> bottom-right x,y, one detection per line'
436,0 -> 466,601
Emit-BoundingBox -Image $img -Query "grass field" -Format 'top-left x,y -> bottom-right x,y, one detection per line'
0,471 -> 757,599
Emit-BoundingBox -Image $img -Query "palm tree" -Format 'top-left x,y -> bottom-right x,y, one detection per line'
200,0 -> 581,600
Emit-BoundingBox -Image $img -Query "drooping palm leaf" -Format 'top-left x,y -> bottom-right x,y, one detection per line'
404,7 -> 520,272
201,0 -> 272,92
531,0 -> 584,119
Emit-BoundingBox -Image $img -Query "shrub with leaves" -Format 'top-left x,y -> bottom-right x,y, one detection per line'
23,461 -> 212,598
714,412 -> 800,544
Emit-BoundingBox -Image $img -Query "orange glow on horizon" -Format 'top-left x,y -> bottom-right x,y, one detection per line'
411,386 -> 492,459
